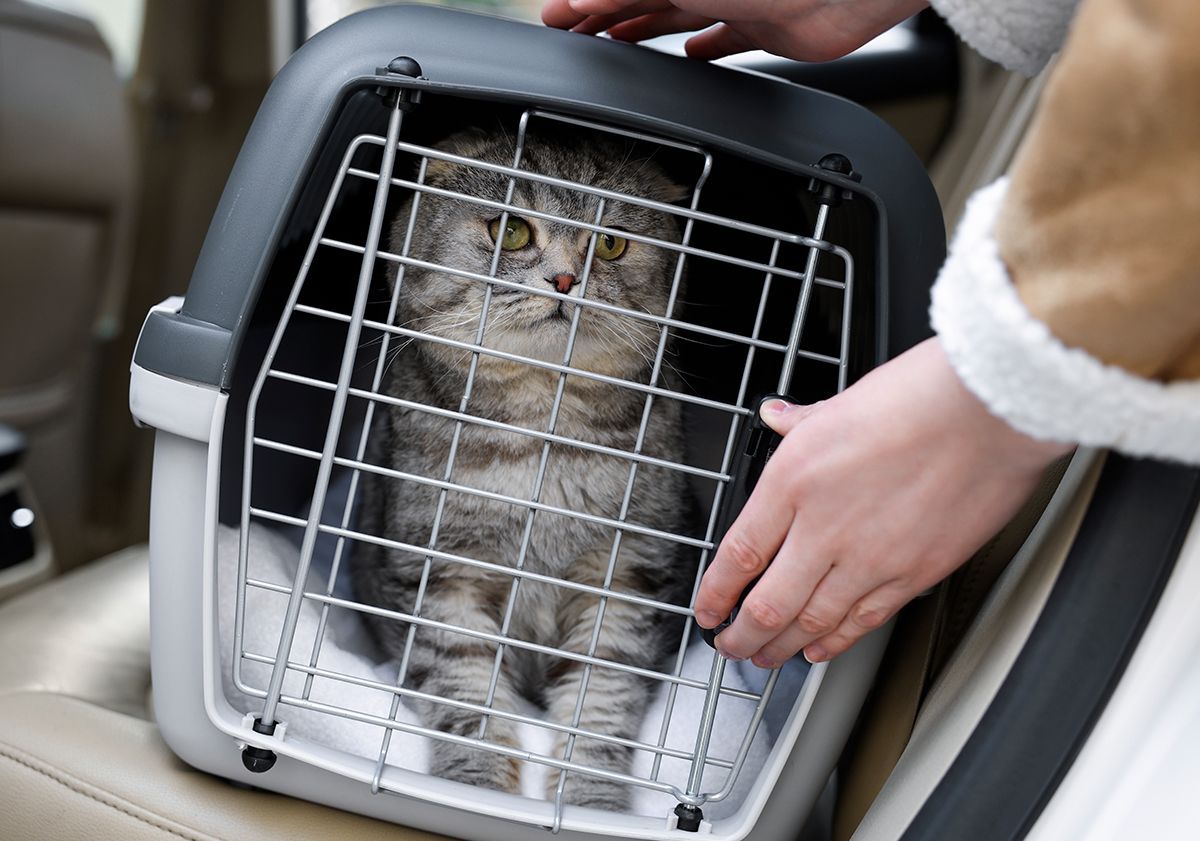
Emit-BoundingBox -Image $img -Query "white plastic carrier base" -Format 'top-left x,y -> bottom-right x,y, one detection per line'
134,309 -> 890,841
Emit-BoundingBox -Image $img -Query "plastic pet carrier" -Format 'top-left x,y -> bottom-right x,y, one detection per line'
130,6 -> 944,840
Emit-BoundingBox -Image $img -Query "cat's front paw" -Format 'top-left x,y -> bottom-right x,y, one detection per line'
431,740 -> 522,795
551,770 -> 630,812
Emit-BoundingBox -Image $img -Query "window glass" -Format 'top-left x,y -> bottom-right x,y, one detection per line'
306,0 -> 543,38
20,0 -> 145,77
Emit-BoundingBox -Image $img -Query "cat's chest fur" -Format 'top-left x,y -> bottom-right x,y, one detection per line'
379,361 -> 685,580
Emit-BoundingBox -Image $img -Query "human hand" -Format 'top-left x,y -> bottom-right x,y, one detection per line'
542,0 -> 929,62
693,337 -> 1074,667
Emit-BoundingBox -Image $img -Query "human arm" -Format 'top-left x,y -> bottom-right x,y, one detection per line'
691,339 -> 1071,667
694,0 -> 1200,665
940,0 -> 1200,452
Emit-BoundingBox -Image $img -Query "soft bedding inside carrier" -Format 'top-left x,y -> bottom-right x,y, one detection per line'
214,82 -> 881,833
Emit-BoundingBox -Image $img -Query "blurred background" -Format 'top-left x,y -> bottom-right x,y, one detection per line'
0,0 -> 1035,590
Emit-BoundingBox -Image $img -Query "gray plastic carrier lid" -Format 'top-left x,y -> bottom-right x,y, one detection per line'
133,4 -> 944,388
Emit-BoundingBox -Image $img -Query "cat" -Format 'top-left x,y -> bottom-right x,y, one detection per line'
352,128 -> 694,811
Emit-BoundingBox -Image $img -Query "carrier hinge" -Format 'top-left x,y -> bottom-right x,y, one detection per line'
808,152 -> 861,207
674,803 -> 704,832
241,717 -> 279,773
375,55 -> 426,111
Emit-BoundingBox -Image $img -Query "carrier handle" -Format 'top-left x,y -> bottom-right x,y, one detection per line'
700,392 -> 792,649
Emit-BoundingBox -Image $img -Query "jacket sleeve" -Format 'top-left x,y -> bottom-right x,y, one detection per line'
930,0 -> 1200,464
928,0 -> 1080,76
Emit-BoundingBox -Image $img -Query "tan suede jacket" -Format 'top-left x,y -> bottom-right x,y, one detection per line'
998,0 -> 1200,382
930,0 -> 1199,462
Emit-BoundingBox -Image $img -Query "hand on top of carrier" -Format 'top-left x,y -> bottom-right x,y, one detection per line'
692,337 -> 1073,667
542,0 -> 929,62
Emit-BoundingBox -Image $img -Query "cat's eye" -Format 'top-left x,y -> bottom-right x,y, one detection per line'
487,216 -> 531,250
595,232 -> 628,261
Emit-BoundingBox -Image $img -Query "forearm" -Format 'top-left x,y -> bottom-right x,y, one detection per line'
932,0 -> 1200,463
996,0 -> 1200,381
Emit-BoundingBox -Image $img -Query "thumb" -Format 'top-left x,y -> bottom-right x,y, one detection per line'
758,398 -> 820,436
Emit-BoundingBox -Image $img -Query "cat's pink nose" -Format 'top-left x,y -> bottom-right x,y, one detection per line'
550,273 -> 578,294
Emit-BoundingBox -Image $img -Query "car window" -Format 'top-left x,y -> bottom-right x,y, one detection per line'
18,0 -> 145,77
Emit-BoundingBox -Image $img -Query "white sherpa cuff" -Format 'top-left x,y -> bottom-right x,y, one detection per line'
929,0 -> 1080,76
931,178 -> 1200,465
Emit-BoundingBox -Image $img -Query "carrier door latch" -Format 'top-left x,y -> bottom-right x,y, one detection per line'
700,392 -> 791,648
699,152 -> 859,653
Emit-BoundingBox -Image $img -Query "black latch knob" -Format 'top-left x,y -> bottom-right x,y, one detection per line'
808,152 -> 862,206
375,55 -> 425,110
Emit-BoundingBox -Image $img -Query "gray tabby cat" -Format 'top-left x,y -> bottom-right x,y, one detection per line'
353,129 -> 693,811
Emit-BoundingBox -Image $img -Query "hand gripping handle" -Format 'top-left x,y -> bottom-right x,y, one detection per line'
700,393 -> 791,648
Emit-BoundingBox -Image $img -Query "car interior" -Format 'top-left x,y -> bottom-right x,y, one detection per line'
1,2 -> 1197,840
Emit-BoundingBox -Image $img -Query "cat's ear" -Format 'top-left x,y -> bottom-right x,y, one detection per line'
436,126 -> 493,156
649,175 -> 690,207
426,127 -> 499,181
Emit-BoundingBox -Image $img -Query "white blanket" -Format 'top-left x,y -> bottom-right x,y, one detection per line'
218,523 -> 773,819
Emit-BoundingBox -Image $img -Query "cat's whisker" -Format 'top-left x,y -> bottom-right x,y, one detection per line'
601,315 -> 695,390
669,331 -> 736,350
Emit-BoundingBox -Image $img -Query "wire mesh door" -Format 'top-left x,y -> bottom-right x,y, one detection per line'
230,78 -> 856,833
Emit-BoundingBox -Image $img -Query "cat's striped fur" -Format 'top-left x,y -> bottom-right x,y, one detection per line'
353,129 -> 694,810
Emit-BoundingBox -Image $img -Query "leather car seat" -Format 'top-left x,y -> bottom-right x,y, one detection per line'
0,546 -> 451,841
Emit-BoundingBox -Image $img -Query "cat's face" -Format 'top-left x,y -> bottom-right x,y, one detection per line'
389,130 -> 684,380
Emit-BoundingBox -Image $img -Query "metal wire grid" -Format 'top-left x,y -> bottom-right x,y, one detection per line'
231,94 -> 854,830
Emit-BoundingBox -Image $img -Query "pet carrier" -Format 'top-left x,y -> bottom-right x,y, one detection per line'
130,6 -> 944,840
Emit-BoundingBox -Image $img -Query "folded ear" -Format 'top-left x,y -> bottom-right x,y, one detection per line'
638,165 -> 689,206
435,126 -> 494,156
425,126 -> 504,183
658,178 -> 690,206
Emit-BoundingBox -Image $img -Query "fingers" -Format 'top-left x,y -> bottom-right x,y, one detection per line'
683,22 -> 758,60
745,578 -> 907,668
745,619 -> 819,670
545,0 -> 675,32
692,473 -> 797,629
694,398 -> 823,648
565,0 -> 655,13
541,0 -> 587,28
801,584 -> 910,663
606,9 -> 717,42
708,526 -> 832,661
543,0 -> 761,60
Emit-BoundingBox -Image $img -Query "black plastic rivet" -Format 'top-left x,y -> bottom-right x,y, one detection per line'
241,744 -> 278,773
375,56 -> 426,110
386,56 -> 423,78
241,717 -> 278,773
674,803 -> 703,832
817,153 -> 854,176
808,152 -> 861,206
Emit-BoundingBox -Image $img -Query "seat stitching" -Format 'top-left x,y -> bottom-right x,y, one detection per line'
0,740 -> 221,841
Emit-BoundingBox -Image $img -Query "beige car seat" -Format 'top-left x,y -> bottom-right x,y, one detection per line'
0,546 -> 452,841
